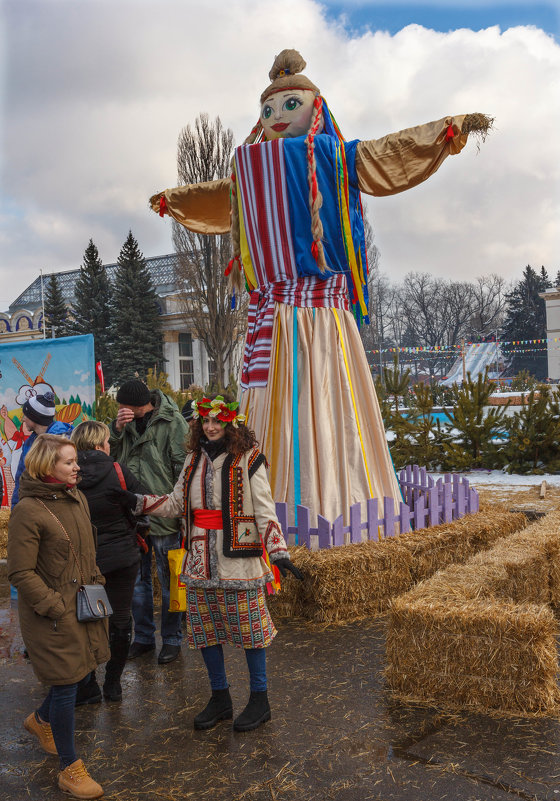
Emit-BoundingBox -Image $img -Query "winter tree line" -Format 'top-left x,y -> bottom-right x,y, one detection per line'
362,263 -> 557,380
42,233 -> 165,390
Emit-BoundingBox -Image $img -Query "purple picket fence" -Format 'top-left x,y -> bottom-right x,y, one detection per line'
275,464 -> 479,550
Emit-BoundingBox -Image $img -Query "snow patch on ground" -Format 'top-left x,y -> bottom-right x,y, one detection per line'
429,470 -> 560,487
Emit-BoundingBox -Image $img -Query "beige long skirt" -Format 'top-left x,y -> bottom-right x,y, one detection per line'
240,303 -> 401,525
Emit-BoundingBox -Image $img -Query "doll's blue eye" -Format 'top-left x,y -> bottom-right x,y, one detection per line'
262,105 -> 272,119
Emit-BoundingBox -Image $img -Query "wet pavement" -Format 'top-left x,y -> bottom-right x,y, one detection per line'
1,596 -> 560,801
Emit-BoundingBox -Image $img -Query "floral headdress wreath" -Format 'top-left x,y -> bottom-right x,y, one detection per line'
191,395 -> 246,428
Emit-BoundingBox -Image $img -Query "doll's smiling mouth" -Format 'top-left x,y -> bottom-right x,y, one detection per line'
271,123 -> 289,131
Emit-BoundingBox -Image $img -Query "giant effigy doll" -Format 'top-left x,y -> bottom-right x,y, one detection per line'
150,49 -> 491,524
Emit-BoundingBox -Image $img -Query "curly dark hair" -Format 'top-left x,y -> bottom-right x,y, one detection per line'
186,393 -> 259,456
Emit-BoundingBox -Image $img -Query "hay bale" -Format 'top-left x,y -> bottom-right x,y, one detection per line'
292,539 -> 414,624
393,509 -> 527,583
270,509 -> 527,625
387,597 -> 559,714
386,512 -> 560,715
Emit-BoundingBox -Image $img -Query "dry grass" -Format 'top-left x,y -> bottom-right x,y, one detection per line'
268,509 -> 527,626
387,598 -> 559,714
386,511 -> 560,715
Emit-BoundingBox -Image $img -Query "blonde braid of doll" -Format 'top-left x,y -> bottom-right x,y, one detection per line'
306,96 -> 328,272
227,122 -> 264,291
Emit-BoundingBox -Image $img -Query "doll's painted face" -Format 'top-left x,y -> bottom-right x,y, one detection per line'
260,89 -> 321,140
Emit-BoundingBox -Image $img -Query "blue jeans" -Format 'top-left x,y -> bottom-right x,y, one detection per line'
201,645 -> 267,692
37,674 -> 90,768
131,532 -> 182,647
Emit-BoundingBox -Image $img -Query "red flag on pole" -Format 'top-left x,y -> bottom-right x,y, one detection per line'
95,361 -> 105,393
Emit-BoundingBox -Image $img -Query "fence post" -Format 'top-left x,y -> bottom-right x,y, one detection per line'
332,515 -> 344,547
297,505 -> 310,549
428,485 -> 439,526
399,501 -> 411,533
442,480 -> 453,523
469,487 -> 479,513
452,473 -> 460,517
317,515 -> 331,549
366,498 -> 379,541
383,496 -> 396,537
275,502 -> 288,540
414,494 -> 426,530
456,479 -> 465,518
350,503 -> 362,543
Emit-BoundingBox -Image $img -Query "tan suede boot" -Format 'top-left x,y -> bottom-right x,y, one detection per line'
58,759 -> 103,799
23,711 -> 57,755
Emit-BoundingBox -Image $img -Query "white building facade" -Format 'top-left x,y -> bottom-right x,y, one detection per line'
540,288 -> 560,381
1,254 -> 225,392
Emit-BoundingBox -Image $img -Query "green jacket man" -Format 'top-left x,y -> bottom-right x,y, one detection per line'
109,380 -> 188,665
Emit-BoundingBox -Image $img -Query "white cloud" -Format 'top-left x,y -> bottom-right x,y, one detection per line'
0,0 -> 558,311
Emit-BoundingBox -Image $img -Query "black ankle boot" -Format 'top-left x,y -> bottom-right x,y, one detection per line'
193,689 -> 233,730
103,620 -> 132,702
233,691 -> 271,732
75,671 -> 102,706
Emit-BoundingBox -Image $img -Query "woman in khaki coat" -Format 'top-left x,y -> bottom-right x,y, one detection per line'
8,434 -> 109,800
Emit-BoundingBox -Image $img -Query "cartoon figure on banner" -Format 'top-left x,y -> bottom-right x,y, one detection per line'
0,353 -> 84,507
12,354 -> 83,425
150,49 -> 492,523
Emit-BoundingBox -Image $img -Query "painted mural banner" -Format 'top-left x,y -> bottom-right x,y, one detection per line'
0,334 -> 94,507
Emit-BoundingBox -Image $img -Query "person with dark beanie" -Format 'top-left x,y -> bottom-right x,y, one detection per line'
71,421 -> 148,703
11,390 -> 73,507
109,379 -> 188,665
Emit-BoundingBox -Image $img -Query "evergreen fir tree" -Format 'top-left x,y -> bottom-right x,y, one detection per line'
379,357 -> 417,468
70,239 -> 114,387
501,265 -> 550,378
44,273 -> 71,338
110,231 -> 163,385
504,386 -> 560,474
441,370 -> 508,470
404,382 -> 449,470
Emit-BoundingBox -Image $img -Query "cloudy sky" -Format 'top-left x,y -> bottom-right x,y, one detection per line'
1,0 -> 559,311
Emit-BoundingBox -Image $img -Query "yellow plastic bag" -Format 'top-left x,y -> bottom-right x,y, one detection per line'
168,540 -> 187,612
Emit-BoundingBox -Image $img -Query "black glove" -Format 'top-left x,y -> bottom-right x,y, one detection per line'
273,558 -> 304,581
108,486 -> 138,510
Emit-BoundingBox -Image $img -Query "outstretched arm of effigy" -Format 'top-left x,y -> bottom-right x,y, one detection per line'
149,177 -> 232,234
356,113 -> 492,197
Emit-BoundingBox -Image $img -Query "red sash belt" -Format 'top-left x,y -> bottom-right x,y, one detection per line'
193,508 -> 223,529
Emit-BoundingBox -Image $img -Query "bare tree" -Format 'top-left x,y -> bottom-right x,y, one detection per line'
360,216 -> 391,373
399,272 -> 477,378
172,114 -> 248,389
467,274 -> 509,338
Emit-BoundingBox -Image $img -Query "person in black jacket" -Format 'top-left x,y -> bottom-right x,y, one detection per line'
71,421 -> 148,703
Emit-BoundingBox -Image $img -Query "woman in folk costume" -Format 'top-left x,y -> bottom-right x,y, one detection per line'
151,49 -> 491,524
113,394 -> 303,732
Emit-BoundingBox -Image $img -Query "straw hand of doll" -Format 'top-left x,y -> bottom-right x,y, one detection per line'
273,558 -> 304,581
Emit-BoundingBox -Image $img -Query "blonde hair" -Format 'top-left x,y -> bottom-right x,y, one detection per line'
25,434 -> 76,480
71,420 -> 110,451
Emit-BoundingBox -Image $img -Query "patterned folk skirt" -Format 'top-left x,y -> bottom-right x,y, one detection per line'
186,586 -> 277,650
